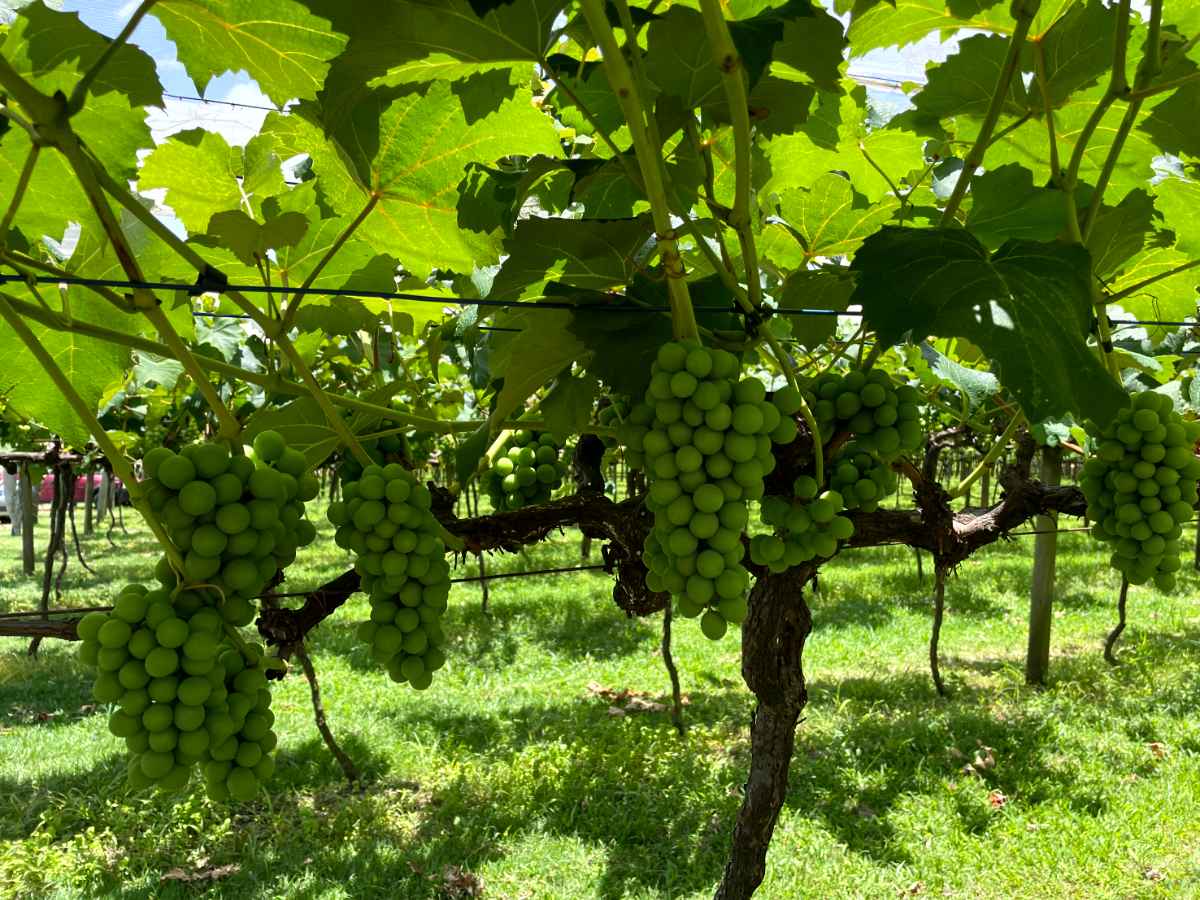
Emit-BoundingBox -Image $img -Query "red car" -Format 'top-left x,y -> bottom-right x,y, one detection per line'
38,473 -> 129,505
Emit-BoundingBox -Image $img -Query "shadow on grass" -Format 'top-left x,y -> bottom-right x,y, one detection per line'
306,578 -> 655,675
0,647 -> 102,732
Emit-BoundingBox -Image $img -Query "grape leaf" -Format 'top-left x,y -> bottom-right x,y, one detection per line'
1028,0 -> 1116,109
963,164 -> 1068,247
206,210 -> 309,266
1086,189 -> 1156,278
154,0 -> 348,105
309,80 -> 562,277
918,341 -> 999,410
486,308 -> 586,430
242,397 -> 341,467
910,35 -> 1027,123
138,131 -> 285,234
847,0 -> 1012,55
777,268 -> 856,348
775,173 -> 900,259
317,0 -> 564,111
546,59 -> 626,138
0,292 -> 129,449
2,3 -> 162,106
981,82 -> 1163,204
762,86 -> 926,202
489,216 -> 654,301
1138,82 -> 1200,161
542,372 -> 600,435
1107,246 -> 1200,340
455,423 -> 491,486
0,91 -> 150,245
1154,176 -> 1200,258
851,227 -> 1127,424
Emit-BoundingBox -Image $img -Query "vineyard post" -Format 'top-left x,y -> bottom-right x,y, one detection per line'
1026,444 -> 1062,685
19,461 -> 35,575
83,469 -> 95,535
2,467 -> 16,537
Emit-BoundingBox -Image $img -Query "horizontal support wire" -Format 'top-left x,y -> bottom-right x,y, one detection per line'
2,274 -> 1195,328
0,525 -> 1123,624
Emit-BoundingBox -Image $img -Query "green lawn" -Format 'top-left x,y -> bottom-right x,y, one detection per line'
2,504 -> 1200,899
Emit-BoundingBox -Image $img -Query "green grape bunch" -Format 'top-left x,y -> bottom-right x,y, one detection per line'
327,464 -> 452,690
629,340 -> 797,641
338,433 -> 407,485
76,583 -> 279,800
828,441 -> 898,512
141,431 -> 320,626
1081,392 -> 1200,589
806,369 -> 923,457
482,429 -> 567,511
752,475 -> 855,572
202,649 -> 279,802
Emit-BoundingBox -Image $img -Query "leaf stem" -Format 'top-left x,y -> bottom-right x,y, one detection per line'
142,303 -> 242,438
0,146 -> 39,239
579,0 -> 698,341
1081,0 -> 1163,239
939,0 -> 1039,224
274,332 -> 373,467
67,0 -> 158,114
0,292 -> 183,570
1106,258 -> 1200,303
1033,41 -> 1061,182
698,0 -> 763,311
281,193 -> 379,332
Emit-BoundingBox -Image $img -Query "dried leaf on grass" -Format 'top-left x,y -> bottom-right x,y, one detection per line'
161,862 -> 240,883
585,681 -> 687,716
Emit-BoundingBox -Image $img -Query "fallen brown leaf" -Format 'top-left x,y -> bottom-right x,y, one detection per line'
161,863 -> 240,883
442,865 -> 484,898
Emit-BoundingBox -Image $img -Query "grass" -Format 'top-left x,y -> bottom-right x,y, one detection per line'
2,502 -> 1200,898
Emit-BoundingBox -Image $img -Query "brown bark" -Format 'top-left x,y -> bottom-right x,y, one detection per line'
715,566 -> 814,900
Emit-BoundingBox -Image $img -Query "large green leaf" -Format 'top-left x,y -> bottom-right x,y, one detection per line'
775,173 -> 900,259
317,0 -> 563,111
2,3 -> 161,106
138,131 -> 285,234
0,292 -> 129,449
777,268 -> 856,347
242,397 -> 341,466
1107,246 -> 1200,339
0,89 -> 150,246
910,34 -> 1026,123
154,0 -> 348,105
489,216 -> 654,301
486,308 -> 586,431
1027,0 -> 1116,109
963,163 -> 1068,247
1086,189 -> 1156,278
981,82 -> 1163,204
762,86 -> 926,202
1137,82 -> 1200,161
304,80 -> 562,277
1154,176 -> 1200,258
847,0 -> 1012,55
850,227 -> 1127,424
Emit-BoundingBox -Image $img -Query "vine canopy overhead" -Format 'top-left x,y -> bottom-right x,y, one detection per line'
0,0 -> 1197,449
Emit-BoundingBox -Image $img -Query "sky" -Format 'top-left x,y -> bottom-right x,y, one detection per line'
59,0 -> 936,150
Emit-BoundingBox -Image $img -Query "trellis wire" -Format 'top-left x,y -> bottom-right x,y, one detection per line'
3,274 -> 1193,330
0,525 -> 1138,624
